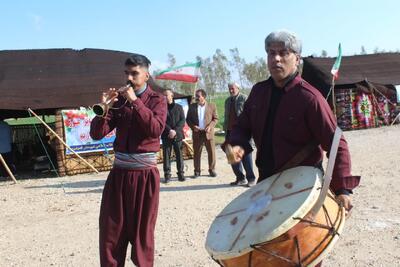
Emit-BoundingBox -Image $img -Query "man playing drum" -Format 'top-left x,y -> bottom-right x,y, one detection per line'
225,30 -> 360,265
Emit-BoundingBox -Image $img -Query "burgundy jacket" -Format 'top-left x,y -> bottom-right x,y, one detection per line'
90,86 -> 167,153
228,75 -> 360,192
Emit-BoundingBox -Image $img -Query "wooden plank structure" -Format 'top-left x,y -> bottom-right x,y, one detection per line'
0,48 -> 193,177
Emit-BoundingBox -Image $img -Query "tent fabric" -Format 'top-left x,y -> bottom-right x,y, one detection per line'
335,87 -> 397,130
0,49 -> 188,118
302,53 -> 400,130
302,53 -> 400,96
0,49 -> 131,111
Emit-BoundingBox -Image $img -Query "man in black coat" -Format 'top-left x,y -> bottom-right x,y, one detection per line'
162,89 -> 186,183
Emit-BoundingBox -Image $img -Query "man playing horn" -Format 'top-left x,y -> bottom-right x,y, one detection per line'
90,54 -> 167,267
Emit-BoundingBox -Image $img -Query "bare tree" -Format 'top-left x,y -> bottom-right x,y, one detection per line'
229,48 -> 246,88
360,46 -> 367,55
243,57 -> 269,86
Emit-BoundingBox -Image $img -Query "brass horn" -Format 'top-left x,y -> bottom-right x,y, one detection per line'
93,84 -> 131,117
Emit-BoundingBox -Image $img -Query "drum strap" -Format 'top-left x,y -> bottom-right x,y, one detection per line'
276,141 -> 319,173
310,127 -> 343,216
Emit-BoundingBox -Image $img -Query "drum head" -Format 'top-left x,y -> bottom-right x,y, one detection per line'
205,166 -> 323,260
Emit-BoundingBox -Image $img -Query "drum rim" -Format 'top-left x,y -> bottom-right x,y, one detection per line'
206,166 -> 323,260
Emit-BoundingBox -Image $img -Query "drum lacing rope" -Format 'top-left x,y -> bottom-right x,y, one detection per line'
294,236 -> 304,267
248,251 -> 253,266
247,202 -> 343,266
292,203 -> 340,236
293,203 -> 342,264
249,244 -> 297,265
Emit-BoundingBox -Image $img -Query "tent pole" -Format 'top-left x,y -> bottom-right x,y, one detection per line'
27,108 -> 99,174
28,111 -> 60,177
0,154 -> 17,184
391,112 -> 400,126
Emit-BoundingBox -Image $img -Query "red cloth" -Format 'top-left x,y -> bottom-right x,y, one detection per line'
228,75 -> 360,192
90,86 -> 167,153
90,86 -> 167,267
99,168 -> 160,267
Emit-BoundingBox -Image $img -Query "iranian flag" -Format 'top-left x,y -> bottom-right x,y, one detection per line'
331,43 -> 342,80
155,61 -> 201,83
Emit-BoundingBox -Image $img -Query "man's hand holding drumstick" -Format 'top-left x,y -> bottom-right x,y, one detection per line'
225,144 -> 245,165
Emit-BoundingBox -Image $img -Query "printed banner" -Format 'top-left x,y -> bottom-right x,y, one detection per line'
61,109 -> 115,154
174,98 -> 192,140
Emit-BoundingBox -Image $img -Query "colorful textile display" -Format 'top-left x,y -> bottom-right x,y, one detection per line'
334,88 -> 398,130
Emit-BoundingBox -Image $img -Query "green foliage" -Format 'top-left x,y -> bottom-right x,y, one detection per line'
229,48 -> 246,88
243,57 -> 269,85
208,93 -> 229,130
196,49 -> 231,97
156,47 -> 270,98
360,46 -> 367,55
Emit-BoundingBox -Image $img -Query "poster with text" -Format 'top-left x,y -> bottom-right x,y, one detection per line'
61,109 -> 115,154
174,98 -> 192,140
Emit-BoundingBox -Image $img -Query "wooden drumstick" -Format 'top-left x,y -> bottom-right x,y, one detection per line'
225,144 -> 236,164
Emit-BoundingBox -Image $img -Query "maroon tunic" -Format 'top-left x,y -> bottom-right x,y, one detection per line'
229,75 -> 360,192
90,85 -> 167,267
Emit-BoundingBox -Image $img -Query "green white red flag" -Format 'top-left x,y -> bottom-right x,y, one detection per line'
331,43 -> 342,80
155,61 -> 201,83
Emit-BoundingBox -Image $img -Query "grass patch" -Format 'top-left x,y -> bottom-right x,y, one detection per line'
209,93 -> 229,130
214,134 -> 226,145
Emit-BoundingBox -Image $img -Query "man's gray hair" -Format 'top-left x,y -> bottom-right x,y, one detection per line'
228,82 -> 240,89
265,30 -> 302,55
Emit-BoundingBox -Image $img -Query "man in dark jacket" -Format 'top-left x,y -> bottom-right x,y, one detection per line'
162,89 -> 186,183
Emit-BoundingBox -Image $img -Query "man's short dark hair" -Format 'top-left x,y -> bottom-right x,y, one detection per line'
164,88 -> 174,95
125,53 -> 151,68
196,89 -> 207,98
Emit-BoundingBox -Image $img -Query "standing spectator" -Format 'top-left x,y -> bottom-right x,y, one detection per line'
224,82 -> 256,186
161,89 -> 186,183
186,89 -> 218,178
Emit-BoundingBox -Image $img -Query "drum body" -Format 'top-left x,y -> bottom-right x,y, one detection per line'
205,166 -> 345,267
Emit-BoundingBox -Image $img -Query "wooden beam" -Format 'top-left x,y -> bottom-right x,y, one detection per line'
0,154 -> 17,184
27,108 -> 99,174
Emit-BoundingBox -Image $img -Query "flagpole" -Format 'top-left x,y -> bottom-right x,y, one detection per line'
330,43 -> 342,119
392,112 -> 400,126
331,76 -> 337,118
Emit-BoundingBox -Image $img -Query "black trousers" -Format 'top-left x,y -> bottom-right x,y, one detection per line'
162,139 -> 184,177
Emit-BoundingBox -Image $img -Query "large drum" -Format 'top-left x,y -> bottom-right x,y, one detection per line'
205,166 -> 345,267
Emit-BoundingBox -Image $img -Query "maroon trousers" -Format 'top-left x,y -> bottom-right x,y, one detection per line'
99,167 -> 160,267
